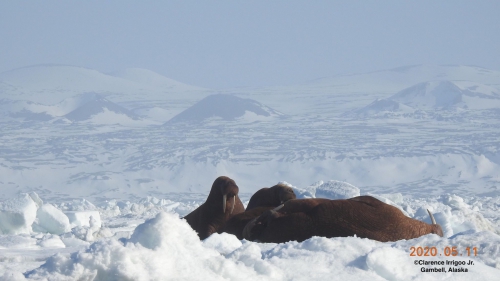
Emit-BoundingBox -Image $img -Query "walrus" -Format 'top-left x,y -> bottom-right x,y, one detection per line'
222,183 -> 297,239
246,183 -> 297,211
243,196 -> 444,243
183,176 -> 245,239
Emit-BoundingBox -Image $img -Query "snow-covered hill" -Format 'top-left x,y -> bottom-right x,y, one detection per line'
0,65 -> 208,103
304,65 -> 500,94
0,65 -> 211,123
348,80 -> 500,117
227,65 -> 500,116
63,94 -> 136,121
0,93 -> 152,125
164,94 -> 283,125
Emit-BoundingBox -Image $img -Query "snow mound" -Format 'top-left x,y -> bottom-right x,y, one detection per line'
128,212 -> 183,250
202,232 -> 243,255
164,94 -> 282,124
366,247 -> 417,281
26,212 -> 263,280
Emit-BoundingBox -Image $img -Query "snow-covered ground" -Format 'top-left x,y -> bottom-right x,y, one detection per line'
1,181 -> 499,280
1,64 -> 500,280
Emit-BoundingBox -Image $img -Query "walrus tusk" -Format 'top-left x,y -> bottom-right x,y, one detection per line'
427,209 -> 437,225
223,194 -> 227,213
242,217 -> 257,240
230,195 -> 235,214
273,204 -> 284,211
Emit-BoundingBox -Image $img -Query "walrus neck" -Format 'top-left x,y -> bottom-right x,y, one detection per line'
404,221 -> 434,239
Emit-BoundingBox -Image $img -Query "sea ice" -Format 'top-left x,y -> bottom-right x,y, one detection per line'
33,204 -> 71,235
0,194 -> 38,235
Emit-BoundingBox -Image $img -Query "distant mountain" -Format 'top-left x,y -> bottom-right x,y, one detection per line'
390,81 -> 465,109
108,68 -> 200,90
348,99 -> 414,117
347,80 -> 500,117
63,94 -> 139,122
164,94 -> 283,125
304,65 -> 500,94
0,95 -> 87,121
0,65 -> 209,105
1,92 -> 143,124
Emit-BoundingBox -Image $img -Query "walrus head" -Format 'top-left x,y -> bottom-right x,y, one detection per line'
209,176 -> 240,215
275,184 -> 296,204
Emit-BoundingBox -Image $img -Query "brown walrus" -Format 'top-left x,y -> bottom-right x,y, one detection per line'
243,196 -> 444,243
223,183 -> 297,239
183,176 -> 245,239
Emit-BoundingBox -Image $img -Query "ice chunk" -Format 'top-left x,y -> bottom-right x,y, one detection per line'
59,198 -> 97,211
28,192 -> 43,208
283,181 -> 315,199
0,194 -> 38,235
34,204 -> 71,235
314,180 -> 360,199
37,234 -> 66,248
64,211 -> 101,228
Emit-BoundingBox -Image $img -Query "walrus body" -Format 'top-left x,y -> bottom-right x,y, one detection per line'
222,206 -> 273,239
244,196 -> 443,243
223,183 -> 297,239
246,183 -> 296,211
184,176 -> 245,240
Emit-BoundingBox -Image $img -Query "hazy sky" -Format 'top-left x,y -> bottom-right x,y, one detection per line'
1,1 -> 499,89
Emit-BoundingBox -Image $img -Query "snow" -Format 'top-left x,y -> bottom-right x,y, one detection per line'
390,81 -> 465,109
1,64 -> 500,280
0,187 -> 498,280
17,203 -> 498,281
0,65 -> 208,104
164,93 -> 282,125
349,80 -> 500,118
